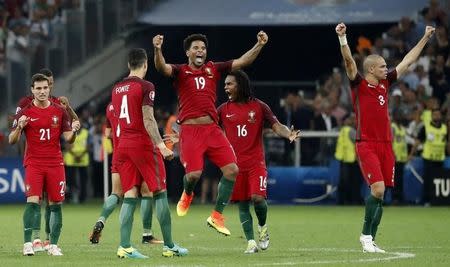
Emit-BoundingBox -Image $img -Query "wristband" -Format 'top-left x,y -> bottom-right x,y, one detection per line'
339,35 -> 348,46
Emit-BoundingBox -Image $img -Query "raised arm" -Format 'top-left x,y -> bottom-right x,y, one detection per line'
396,26 -> 435,78
62,120 -> 80,144
272,123 -> 301,143
142,105 -> 174,160
9,115 -> 28,144
153,35 -> 173,77
336,23 -> 357,81
58,96 -> 80,121
231,31 -> 268,71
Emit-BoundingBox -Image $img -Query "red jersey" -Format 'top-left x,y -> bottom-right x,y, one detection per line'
13,102 -> 72,167
171,61 -> 232,123
16,95 -> 61,114
218,98 -> 279,170
111,76 -> 155,148
105,102 -> 119,148
351,70 -> 397,142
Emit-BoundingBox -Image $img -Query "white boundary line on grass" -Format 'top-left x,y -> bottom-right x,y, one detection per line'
253,248 -> 415,266
194,247 -> 415,265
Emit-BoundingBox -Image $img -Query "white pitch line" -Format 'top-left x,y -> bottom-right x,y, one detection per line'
254,248 -> 415,266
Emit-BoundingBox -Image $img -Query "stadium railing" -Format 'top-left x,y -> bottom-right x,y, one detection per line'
1,0 -> 160,116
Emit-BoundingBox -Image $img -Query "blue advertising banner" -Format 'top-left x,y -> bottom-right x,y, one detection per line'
0,158 -> 25,204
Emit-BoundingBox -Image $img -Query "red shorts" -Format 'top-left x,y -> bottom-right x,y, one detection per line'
116,146 -> 166,193
24,164 -> 66,202
111,152 -> 118,173
356,141 -> 395,187
231,166 -> 268,201
179,123 -> 237,173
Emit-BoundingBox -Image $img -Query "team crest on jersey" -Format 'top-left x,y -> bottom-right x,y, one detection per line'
248,110 -> 256,123
205,67 -> 213,78
51,115 -> 59,128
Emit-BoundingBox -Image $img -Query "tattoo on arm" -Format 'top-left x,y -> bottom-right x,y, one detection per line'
142,105 -> 163,145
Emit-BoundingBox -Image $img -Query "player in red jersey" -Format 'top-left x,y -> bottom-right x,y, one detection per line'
218,70 -> 300,253
336,23 -> 435,253
153,31 -> 268,236
15,68 -> 79,252
16,68 -> 79,121
164,70 -> 300,253
89,103 -> 163,245
111,48 -> 187,259
9,73 -> 80,256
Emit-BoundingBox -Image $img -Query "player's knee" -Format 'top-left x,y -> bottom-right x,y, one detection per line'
27,196 -> 40,204
251,195 -> 265,204
222,164 -> 239,180
371,188 -> 385,199
186,171 -> 202,181
124,187 -> 139,198
112,190 -> 123,198
140,186 -> 151,196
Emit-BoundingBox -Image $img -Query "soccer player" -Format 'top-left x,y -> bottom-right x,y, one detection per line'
336,23 -> 435,253
112,48 -> 187,258
89,102 -> 162,245
9,73 -> 80,256
153,31 -> 268,236
17,68 -> 79,121
15,68 -> 79,252
218,70 -> 300,253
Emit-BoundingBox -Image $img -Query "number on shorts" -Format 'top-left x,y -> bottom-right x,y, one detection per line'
59,181 -> 66,196
259,175 -> 267,191
39,128 -> 50,141
119,95 -> 131,124
116,124 -> 121,137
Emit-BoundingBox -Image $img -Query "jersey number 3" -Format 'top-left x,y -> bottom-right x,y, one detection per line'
378,95 -> 385,106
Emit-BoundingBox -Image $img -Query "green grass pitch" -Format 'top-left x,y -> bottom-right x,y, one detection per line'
1,203 -> 450,266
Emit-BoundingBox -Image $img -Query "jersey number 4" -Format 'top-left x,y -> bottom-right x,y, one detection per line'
119,95 -> 131,124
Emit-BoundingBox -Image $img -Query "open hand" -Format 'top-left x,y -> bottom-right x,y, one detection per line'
163,133 -> 179,144
288,125 -> 301,143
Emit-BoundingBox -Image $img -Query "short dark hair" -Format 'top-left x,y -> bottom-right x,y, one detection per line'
183,34 -> 208,51
228,70 -> 253,103
31,73 -> 50,87
38,68 -> 53,77
128,48 -> 147,70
